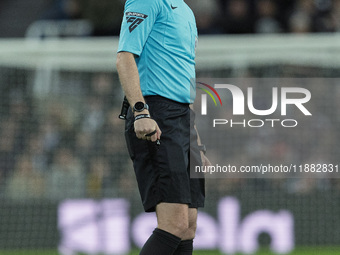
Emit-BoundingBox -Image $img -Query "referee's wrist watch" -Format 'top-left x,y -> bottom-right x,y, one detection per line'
133,101 -> 149,113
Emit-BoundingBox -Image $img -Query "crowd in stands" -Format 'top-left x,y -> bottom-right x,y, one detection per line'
38,0 -> 340,36
189,0 -> 340,34
0,72 -> 138,201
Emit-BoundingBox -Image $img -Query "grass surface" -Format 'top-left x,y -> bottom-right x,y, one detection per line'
1,247 -> 340,255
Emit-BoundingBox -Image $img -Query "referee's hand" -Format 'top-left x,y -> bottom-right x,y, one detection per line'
201,154 -> 212,167
134,118 -> 162,142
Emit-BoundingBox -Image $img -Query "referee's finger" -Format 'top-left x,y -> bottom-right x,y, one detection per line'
147,126 -> 160,143
153,125 -> 161,142
136,131 -> 146,140
156,125 -> 161,139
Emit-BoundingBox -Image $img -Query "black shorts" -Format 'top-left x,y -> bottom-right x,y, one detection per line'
125,96 -> 205,212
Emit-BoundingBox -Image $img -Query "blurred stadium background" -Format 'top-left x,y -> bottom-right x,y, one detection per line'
0,0 -> 340,254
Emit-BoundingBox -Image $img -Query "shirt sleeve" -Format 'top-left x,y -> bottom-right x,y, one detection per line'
117,0 -> 161,56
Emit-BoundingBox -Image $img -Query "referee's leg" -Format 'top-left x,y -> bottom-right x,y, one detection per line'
139,203 -> 197,255
173,208 -> 198,255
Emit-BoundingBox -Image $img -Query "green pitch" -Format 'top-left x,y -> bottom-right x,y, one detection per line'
1,247 -> 340,255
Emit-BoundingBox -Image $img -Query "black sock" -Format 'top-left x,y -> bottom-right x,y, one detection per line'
173,239 -> 193,255
139,228 -> 181,255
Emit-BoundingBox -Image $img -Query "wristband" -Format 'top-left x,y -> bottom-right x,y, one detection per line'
134,114 -> 151,121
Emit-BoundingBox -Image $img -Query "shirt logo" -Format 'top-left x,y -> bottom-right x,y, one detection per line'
125,12 -> 148,32
171,4 -> 178,10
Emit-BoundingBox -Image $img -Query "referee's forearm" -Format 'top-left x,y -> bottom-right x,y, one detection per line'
116,52 -> 147,111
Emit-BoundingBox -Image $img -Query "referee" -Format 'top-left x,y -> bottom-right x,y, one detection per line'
116,0 -> 210,254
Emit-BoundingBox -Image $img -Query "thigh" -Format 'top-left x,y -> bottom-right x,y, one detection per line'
156,202 -> 189,234
156,203 -> 198,240
180,208 -> 198,240
188,208 -> 198,228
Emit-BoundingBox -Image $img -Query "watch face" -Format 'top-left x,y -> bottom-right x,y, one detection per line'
134,102 -> 145,112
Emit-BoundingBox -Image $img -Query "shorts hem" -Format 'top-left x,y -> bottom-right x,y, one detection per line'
143,200 -> 205,213
143,199 -> 192,213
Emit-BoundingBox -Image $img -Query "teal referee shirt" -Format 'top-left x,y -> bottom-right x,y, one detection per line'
117,0 -> 198,104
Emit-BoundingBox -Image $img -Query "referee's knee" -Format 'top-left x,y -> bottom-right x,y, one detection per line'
160,219 -> 189,239
158,219 -> 198,240
182,221 -> 197,240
